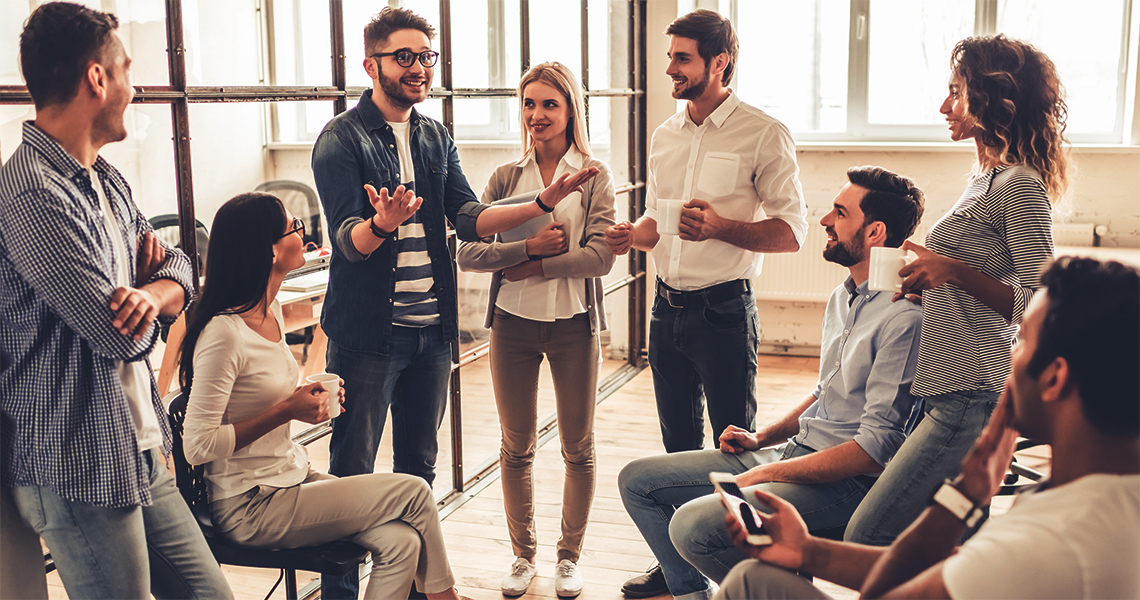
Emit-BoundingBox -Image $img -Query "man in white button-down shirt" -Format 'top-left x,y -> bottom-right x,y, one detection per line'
606,9 -> 809,459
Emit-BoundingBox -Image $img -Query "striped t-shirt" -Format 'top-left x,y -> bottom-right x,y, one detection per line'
912,165 -> 1053,397
388,120 -> 439,327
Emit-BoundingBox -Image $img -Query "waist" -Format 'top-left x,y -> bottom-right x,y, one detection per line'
656,278 -> 751,308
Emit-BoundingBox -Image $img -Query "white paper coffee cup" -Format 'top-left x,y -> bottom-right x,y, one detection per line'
306,373 -> 341,419
657,199 -> 684,235
868,246 -> 908,292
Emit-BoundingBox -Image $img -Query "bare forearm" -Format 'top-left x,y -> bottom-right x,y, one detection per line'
630,216 -> 661,252
716,218 -> 799,253
801,538 -> 886,591
475,201 -> 548,238
861,506 -> 964,598
951,262 -> 1015,321
142,279 -> 188,317
350,217 -> 388,257
740,440 -> 880,487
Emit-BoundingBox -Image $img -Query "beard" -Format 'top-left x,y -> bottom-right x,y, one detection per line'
379,70 -> 428,110
673,64 -> 711,100
822,227 -> 867,267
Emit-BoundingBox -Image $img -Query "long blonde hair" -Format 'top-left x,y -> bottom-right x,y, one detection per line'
518,62 -> 591,157
952,35 -> 1071,202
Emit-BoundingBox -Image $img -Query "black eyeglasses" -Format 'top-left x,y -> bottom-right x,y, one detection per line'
278,217 -> 305,240
370,48 -> 439,68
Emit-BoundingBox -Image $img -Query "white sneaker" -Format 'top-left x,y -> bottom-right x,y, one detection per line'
501,557 -> 537,597
554,559 -> 583,598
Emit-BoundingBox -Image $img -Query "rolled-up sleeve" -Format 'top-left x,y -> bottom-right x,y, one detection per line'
752,124 -> 808,248
854,310 -> 922,467
183,318 -> 240,466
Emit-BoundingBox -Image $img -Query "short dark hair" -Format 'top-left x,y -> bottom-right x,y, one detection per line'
845,166 -> 925,248
1029,257 -> 1139,437
364,7 -> 436,55
19,2 -> 120,109
665,9 -> 738,86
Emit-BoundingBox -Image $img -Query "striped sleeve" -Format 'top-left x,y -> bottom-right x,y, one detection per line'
988,167 -> 1053,325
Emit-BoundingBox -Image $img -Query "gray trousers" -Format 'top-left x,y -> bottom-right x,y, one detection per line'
716,560 -> 834,600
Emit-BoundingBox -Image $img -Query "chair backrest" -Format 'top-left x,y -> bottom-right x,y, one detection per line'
166,391 -> 211,521
254,180 -> 324,248
149,214 -> 210,274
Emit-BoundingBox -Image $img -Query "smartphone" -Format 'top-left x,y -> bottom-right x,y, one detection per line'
710,472 -> 773,545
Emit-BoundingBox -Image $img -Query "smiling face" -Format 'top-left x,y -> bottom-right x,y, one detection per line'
522,81 -> 570,146
939,74 -> 981,142
666,35 -> 712,101
819,183 -> 871,267
370,28 -> 433,109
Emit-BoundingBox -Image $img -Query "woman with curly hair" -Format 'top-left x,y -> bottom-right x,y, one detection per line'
845,34 -> 1069,546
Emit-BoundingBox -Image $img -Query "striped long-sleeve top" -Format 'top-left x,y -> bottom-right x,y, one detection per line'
912,165 -> 1054,397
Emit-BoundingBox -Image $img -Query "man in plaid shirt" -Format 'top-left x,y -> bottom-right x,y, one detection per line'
0,3 -> 230,597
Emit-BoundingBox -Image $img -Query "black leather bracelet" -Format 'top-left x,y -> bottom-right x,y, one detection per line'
535,193 -> 554,213
369,217 -> 395,239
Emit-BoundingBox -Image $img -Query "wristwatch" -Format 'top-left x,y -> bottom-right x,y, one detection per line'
932,479 -> 985,527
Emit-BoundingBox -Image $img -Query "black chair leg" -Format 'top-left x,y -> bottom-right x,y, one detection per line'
285,569 -> 298,600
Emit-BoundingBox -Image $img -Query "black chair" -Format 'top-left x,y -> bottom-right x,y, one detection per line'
166,392 -> 368,600
149,214 -> 210,274
254,180 -> 324,248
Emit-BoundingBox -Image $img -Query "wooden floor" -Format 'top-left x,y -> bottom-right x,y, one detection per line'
42,352 -> 1049,600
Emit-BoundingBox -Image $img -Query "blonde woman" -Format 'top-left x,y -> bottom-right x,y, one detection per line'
456,62 -> 615,598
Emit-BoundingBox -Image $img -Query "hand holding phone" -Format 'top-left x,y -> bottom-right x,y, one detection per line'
710,472 -> 772,546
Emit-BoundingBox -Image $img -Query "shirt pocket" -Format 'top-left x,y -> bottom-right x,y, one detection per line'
697,152 -> 740,198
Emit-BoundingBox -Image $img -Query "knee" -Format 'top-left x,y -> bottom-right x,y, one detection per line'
499,444 -> 536,469
368,522 -> 421,567
617,457 -> 655,502
670,496 -> 725,560
560,435 -> 595,467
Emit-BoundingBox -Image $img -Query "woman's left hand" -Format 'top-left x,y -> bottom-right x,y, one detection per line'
894,240 -> 965,301
502,260 -> 544,282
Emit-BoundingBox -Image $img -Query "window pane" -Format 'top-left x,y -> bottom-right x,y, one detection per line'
183,0 -> 261,85
451,0 -> 521,88
188,103 -> 270,228
454,97 -> 519,142
275,100 -> 337,144
529,2 -> 582,77
997,0 -> 1126,137
269,0 -> 332,87
867,0 -> 974,125
2,0 -> 170,87
588,0 -> 629,90
588,96 -> 631,189
453,130 -> 524,194
735,0 -> 849,133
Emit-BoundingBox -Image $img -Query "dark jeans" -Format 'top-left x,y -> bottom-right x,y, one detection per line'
322,324 -> 452,598
649,283 -> 759,453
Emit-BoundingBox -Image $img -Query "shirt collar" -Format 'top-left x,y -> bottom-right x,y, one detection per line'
678,89 -> 740,130
844,276 -> 877,306
513,144 -> 586,171
357,89 -> 421,132
22,121 -> 92,180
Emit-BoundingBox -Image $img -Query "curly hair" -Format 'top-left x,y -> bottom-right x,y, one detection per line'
951,35 -> 1070,202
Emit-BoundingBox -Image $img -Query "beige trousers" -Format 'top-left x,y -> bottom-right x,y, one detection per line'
211,468 -> 454,599
489,308 -> 598,562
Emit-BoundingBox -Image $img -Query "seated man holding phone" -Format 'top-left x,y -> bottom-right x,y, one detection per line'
619,166 -> 925,600
718,257 -> 1139,600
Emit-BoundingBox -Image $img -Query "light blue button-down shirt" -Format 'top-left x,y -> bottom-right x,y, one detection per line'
794,277 -> 922,472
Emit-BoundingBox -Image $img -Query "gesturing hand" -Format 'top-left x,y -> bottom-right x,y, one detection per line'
537,167 -> 600,209
110,286 -> 161,340
724,488 -> 811,571
135,231 -> 166,287
526,221 -> 568,258
605,221 -> 634,255
953,383 -> 1020,505
894,240 -> 964,301
678,199 -> 724,242
366,183 -> 422,233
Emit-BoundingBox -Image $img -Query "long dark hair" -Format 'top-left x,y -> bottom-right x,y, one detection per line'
179,192 -> 287,394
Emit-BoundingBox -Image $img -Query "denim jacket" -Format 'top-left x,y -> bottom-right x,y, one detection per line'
311,90 -> 486,354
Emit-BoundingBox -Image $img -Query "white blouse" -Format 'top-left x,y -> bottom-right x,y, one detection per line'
183,300 -> 308,501
494,146 -> 589,321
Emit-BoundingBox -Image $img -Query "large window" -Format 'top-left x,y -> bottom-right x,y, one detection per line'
717,0 -> 1134,143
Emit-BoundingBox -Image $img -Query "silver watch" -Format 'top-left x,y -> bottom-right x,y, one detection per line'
932,479 -> 985,528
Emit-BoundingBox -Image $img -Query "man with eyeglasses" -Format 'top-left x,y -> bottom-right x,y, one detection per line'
311,8 -> 596,597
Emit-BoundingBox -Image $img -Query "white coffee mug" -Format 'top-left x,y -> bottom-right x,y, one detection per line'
868,246 -> 909,292
306,373 -> 341,419
657,199 -> 685,235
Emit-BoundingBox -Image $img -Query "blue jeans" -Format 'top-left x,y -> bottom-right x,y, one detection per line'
324,324 -> 452,598
649,287 -> 759,453
619,442 -> 873,599
844,389 -> 1000,546
9,449 -> 232,599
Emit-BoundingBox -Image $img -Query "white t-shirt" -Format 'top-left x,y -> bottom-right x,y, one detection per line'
943,473 -> 1140,599
643,91 -> 808,291
494,147 -> 588,321
182,301 -> 308,501
91,168 -> 163,451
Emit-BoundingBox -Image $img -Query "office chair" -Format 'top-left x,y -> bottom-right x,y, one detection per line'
166,392 -> 368,600
254,180 -> 324,248
148,214 -> 210,274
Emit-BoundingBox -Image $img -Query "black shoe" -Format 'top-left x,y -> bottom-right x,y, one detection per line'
621,564 -> 668,598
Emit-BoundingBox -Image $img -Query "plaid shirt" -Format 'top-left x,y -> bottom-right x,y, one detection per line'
0,122 -> 194,508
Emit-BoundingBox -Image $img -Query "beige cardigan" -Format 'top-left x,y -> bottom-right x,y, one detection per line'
455,151 -> 617,335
